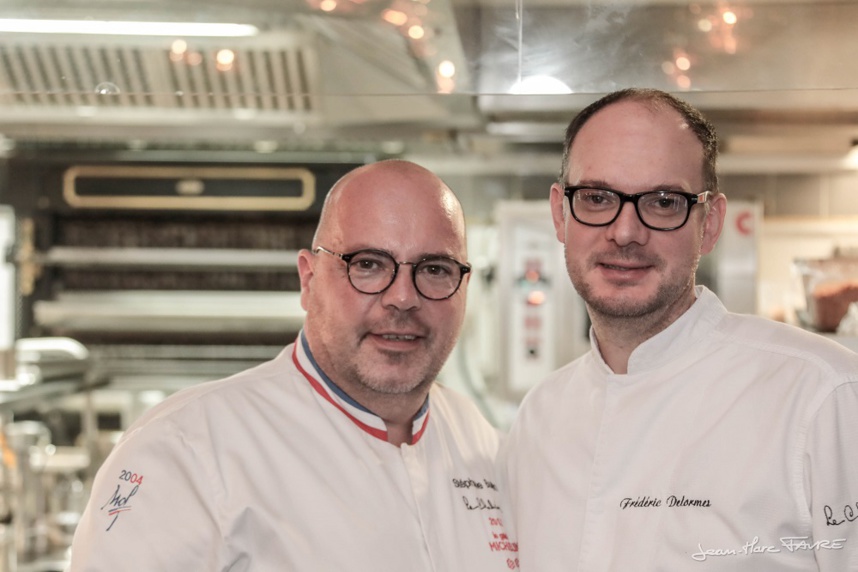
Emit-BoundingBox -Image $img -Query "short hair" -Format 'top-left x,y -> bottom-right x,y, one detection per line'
559,88 -> 720,196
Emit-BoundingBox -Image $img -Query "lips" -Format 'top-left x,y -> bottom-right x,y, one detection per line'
594,248 -> 657,273
367,331 -> 426,353
599,261 -> 650,271
365,315 -> 429,347
380,333 -> 417,341
594,257 -> 656,284
366,327 -> 427,344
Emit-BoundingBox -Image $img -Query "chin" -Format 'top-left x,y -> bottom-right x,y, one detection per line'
364,379 -> 428,396
359,366 -> 432,395
587,290 -> 659,317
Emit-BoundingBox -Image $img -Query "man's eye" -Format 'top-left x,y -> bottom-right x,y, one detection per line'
648,194 -> 683,210
420,262 -> 454,277
579,190 -> 614,206
350,254 -> 390,272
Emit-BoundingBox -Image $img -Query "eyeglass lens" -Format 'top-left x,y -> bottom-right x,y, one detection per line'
346,250 -> 464,300
571,188 -> 691,230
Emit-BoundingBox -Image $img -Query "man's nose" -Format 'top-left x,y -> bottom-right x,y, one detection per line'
605,202 -> 649,246
380,263 -> 422,310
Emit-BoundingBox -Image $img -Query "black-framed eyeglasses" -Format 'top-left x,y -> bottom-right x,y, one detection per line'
313,246 -> 471,301
564,185 -> 710,231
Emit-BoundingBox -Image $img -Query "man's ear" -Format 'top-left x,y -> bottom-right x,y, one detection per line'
297,249 -> 315,311
700,193 -> 727,255
549,183 -> 568,243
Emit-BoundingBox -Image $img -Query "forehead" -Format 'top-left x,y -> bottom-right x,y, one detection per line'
330,174 -> 466,256
569,100 -> 704,191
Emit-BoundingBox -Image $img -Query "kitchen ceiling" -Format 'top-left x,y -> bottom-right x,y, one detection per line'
0,0 -> 857,174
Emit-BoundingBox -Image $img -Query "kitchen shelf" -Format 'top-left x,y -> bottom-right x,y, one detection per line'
33,290 -> 306,333
37,247 -> 300,270
0,378 -> 104,413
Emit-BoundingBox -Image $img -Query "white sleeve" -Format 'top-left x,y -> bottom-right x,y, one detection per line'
804,381 -> 858,572
67,415 -> 226,571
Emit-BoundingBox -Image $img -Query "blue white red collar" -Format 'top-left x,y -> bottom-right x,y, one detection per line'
292,331 -> 430,445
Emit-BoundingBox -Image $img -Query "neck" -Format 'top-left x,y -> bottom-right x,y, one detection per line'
321,377 -> 429,447
589,288 -> 697,374
385,422 -> 414,447
369,391 -> 429,446
589,320 -> 640,375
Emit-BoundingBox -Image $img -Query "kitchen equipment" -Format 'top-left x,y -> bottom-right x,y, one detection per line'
1,421 -> 90,571
793,257 -> 858,332
4,420 -> 51,564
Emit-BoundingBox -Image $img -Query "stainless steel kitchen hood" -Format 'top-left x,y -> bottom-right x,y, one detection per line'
1,0 -> 858,171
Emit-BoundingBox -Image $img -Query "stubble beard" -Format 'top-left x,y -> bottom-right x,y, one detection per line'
348,317 -> 457,398
351,346 -> 439,396
567,245 -> 701,321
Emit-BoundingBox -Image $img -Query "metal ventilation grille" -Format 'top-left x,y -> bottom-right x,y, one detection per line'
0,41 -> 319,113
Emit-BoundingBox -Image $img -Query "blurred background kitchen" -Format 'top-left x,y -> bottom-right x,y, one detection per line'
1,0 -> 858,569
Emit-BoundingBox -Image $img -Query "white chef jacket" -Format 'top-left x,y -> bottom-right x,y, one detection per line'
69,331 -> 518,571
504,286 -> 858,571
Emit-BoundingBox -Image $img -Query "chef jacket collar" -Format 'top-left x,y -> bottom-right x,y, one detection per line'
589,286 -> 727,376
293,330 -> 430,444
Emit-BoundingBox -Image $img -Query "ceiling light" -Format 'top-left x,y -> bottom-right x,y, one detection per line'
0,18 -> 259,37
382,10 -> 408,26
216,49 -> 236,66
509,75 -> 572,95
437,60 -> 456,79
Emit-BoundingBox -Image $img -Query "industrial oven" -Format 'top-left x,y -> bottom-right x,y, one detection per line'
3,153 -> 358,429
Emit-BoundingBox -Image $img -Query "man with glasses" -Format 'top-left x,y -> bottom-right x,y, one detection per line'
503,88 -> 858,571
69,160 -> 517,571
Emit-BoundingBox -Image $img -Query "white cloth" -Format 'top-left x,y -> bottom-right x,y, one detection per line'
504,286 -> 858,571
69,332 -> 518,571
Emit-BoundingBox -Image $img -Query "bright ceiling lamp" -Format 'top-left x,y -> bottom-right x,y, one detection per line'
509,75 -> 572,95
0,18 -> 259,37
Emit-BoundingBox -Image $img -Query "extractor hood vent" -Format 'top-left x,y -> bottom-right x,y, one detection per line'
0,38 -> 320,115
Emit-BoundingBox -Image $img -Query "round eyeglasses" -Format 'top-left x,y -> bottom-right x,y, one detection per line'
314,246 -> 471,301
564,185 -> 710,231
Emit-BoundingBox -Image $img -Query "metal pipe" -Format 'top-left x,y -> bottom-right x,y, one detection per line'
0,206 -> 16,382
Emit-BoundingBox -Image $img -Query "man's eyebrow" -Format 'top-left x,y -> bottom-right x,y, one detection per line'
573,180 -> 690,194
409,252 -> 465,262
348,247 -> 463,261
573,178 -> 611,188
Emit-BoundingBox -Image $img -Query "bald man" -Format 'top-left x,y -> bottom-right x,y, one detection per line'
69,160 -> 518,571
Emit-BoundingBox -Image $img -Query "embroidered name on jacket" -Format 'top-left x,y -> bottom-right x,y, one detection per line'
619,494 -> 712,509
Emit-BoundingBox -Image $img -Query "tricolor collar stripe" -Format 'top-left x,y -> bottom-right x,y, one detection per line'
411,410 -> 430,444
299,332 -> 374,414
294,332 -> 431,445
292,344 -> 389,441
